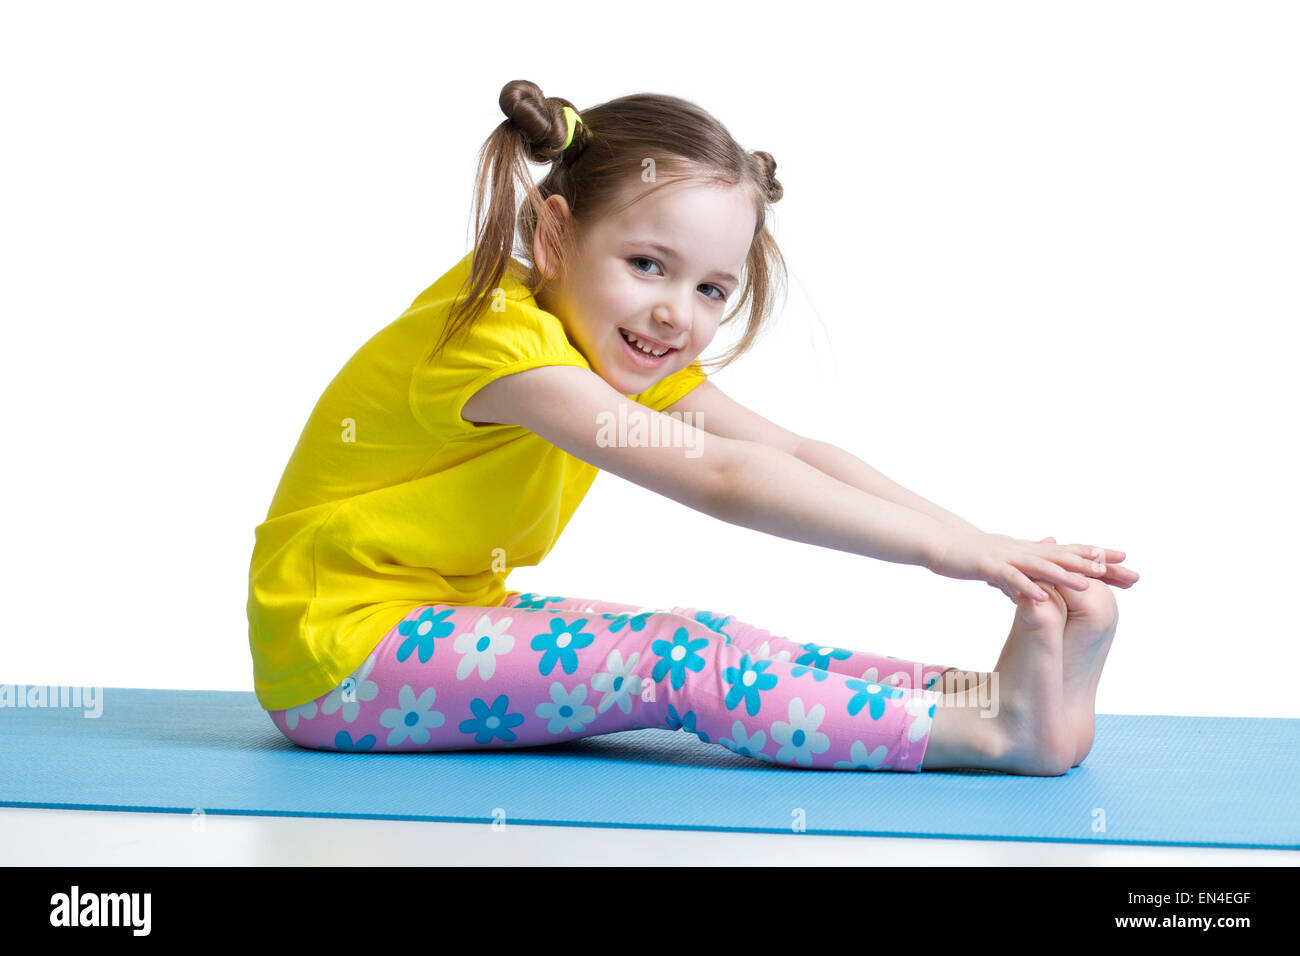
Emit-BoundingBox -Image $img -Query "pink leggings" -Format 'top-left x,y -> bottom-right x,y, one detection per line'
266,591 -> 952,771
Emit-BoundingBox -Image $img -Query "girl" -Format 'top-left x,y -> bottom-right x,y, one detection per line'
248,80 -> 1139,775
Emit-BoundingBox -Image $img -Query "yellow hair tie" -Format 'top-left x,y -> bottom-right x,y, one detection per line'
562,106 -> 584,149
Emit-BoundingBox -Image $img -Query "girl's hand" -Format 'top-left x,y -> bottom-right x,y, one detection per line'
985,537 -> 1139,604
927,530 -> 1117,602
1030,536 -> 1138,589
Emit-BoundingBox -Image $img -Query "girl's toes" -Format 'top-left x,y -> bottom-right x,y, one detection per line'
1061,577 -> 1118,624
1044,584 -> 1070,620
1017,586 -> 1068,630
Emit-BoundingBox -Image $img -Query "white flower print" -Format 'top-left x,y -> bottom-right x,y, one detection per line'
755,641 -> 793,664
771,698 -> 831,766
719,721 -> 775,763
860,665 -> 905,687
379,685 -> 445,747
283,699 -> 318,730
535,682 -> 597,734
834,740 -> 891,770
591,648 -> 642,714
320,653 -> 379,722
455,614 -> 516,680
905,691 -> 942,743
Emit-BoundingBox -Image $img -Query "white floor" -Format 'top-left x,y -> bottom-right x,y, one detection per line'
2,806 -> 1295,865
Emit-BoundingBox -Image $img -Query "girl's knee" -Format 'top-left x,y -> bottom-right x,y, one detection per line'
653,609 -> 734,647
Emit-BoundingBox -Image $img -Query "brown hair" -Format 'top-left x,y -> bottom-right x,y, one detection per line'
433,79 -> 787,373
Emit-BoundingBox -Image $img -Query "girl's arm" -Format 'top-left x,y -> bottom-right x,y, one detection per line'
660,379 -> 1135,590
466,366 -> 1097,594
790,438 -> 983,535
661,380 -> 982,535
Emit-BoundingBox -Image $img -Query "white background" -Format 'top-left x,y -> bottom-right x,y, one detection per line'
3,0 -> 1296,721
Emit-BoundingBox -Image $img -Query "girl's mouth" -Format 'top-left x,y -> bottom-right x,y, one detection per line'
618,327 -> 676,368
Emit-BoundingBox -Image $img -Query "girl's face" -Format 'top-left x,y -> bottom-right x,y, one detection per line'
533,177 -> 756,396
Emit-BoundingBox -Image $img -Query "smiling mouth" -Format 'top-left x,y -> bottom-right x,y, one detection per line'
618,327 -> 678,357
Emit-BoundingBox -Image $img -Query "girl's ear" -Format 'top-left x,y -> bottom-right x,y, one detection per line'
534,194 -> 572,280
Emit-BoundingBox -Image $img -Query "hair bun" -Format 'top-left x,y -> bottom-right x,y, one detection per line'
498,79 -> 580,164
751,150 -> 783,203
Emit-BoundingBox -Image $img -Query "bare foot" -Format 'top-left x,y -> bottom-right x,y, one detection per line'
985,586 -> 1074,776
1052,579 -> 1119,767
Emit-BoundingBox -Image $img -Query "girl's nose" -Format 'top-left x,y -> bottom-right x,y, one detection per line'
651,304 -> 689,339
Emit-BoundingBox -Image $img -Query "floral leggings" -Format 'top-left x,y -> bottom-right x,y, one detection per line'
266,592 -> 952,772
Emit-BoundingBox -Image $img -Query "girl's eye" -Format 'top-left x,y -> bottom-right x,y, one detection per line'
629,257 -> 728,303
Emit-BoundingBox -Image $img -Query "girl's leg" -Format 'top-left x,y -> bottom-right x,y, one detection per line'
266,601 -> 655,752
268,597 -> 942,772
505,590 -> 958,692
505,591 -> 942,771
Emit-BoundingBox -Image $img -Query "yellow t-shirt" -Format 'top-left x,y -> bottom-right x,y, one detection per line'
247,251 -> 708,711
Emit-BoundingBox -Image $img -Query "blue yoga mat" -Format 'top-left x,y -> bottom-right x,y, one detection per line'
1,687 -> 1296,848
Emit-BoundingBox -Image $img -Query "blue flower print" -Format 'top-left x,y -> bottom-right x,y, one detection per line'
535,682 -> 597,734
397,607 -> 456,664
459,694 -> 526,744
664,704 -> 711,743
794,642 -> 853,671
515,593 -> 567,611
332,730 -> 377,752
845,678 -> 906,719
379,685 -> 446,747
663,704 -> 686,730
454,613 -> 516,680
790,664 -> 831,682
719,721 -> 774,762
693,610 -> 734,646
591,648 -> 642,714
602,609 -> 656,633
531,617 -> 595,675
771,698 -> 831,767
650,626 -> 709,690
723,653 -> 779,717
833,740 -> 890,770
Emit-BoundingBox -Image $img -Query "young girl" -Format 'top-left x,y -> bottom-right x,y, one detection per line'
248,80 -> 1138,775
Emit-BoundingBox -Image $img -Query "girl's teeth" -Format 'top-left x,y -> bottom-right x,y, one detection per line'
623,330 -> 668,356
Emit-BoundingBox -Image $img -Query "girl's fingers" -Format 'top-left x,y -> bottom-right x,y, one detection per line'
1037,537 -> 1105,571
1101,565 -> 1140,587
1030,564 -> 1138,590
1039,537 -> 1127,576
1039,536 -> 1127,565
1078,544 -> 1126,563
1037,538 -> 1138,588
1005,565 -> 1048,602
1025,555 -> 1091,592
1063,551 -> 1109,576
991,580 -> 1019,603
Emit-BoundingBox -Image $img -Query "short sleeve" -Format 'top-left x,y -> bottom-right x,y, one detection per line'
408,291 -> 590,438
631,358 -> 709,411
